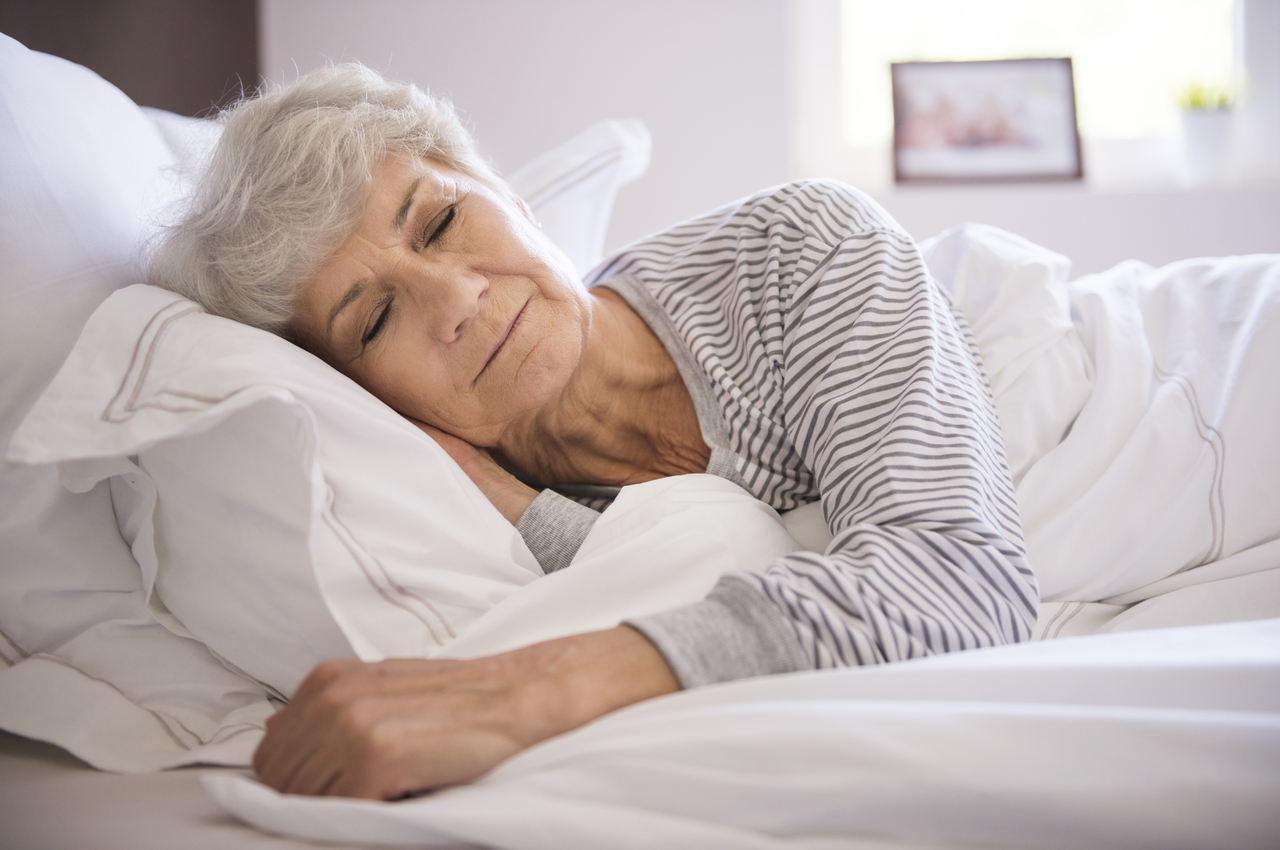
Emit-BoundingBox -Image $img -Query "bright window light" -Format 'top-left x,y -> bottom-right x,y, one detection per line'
841,0 -> 1236,146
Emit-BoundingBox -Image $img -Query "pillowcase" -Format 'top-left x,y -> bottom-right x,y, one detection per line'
0,33 -> 181,661
0,33 -> 277,771
8,284 -> 543,696
506,118 -> 651,276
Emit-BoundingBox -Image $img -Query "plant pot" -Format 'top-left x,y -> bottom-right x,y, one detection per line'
1181,109 -> 1235,185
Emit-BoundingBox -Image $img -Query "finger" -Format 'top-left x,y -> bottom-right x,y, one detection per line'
256,691 -> 356,795
275,740 -> 343,796
254,707 -> 318,791
254,667 -> 355,789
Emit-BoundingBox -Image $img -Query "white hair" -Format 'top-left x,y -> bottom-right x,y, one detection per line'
149,63 -> 502,333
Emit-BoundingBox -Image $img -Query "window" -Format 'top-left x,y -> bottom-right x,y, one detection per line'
790,0 -> 1252,189
841,0 -> 1236,147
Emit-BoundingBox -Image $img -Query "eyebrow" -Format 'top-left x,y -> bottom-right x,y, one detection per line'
324,176 -> 421,341
393,177 -> 422,232
326,277 -> 369,338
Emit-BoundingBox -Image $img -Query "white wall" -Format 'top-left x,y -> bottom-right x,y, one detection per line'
260,0 -> 790,255
877,184 -> 1280,276
262,0 -> 1278,273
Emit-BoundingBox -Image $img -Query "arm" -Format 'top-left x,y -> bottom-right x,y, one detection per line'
251,428 -> 631,798
253,625 -> 677,798
624,181 -> 1038,685
416,422 -> 599,573
414,423 -> 538,525
254,183 -> 1035,798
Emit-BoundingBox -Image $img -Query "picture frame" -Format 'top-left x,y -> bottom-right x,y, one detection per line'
891,58 -> 1083,184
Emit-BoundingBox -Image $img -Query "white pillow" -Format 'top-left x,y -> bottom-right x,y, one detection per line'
0,29 -> 647,770
0,33 -> 276,770
506,118 -> 651,275
8,284 -> 543,696
0,34 -> 177,659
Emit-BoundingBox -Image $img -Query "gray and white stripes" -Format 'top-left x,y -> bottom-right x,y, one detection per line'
593,181 -> 1038,683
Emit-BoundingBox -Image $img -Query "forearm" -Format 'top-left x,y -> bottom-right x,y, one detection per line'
253,626 -> 678,799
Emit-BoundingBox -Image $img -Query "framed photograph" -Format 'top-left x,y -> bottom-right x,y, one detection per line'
891,58 -> 1083,184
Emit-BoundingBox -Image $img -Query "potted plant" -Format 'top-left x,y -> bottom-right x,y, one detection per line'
1178,83 -> 1235,184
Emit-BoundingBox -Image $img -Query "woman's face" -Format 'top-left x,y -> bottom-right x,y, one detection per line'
290,154 -> 590,446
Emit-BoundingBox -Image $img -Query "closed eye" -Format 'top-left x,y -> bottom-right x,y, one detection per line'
415,204 -> 457,251
362,295 -> 393,346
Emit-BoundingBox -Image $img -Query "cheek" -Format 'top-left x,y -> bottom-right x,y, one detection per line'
353,346 -> 455,423
516,299 -> 585,392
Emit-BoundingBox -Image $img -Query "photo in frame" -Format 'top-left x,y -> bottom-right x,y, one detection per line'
891,58 -> 1083,184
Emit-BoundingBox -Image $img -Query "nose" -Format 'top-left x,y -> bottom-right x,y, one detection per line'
408,263 -> 489,343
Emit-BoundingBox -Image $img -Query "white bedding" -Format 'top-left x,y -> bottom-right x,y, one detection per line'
920,226 -> 1280,636
207,618 -> 1280,850
5,224 -> 1278,780
3,32 -> 1280,850
195,224 -> 1280,850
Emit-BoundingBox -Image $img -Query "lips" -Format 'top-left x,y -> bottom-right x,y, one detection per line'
476,298 -> 528,383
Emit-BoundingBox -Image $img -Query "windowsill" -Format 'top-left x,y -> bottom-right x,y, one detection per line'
817,141 -> 1280,276
879,180 -> 1280,197
814,138 -> 1280,200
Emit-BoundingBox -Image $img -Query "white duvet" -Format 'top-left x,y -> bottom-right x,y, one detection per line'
922,226 -> 1280,635
208,618 -> 1280,850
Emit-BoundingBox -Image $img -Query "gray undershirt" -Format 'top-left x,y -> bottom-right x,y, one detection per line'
514,274 -> 809,687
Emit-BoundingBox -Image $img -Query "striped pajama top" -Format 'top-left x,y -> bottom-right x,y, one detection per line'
518,180 -> 1039,687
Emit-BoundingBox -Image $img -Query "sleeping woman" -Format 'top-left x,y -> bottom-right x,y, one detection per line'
151,63 -> 1038,799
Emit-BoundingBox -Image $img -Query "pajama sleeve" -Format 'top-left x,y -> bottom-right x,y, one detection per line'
622,181 -> 1039,686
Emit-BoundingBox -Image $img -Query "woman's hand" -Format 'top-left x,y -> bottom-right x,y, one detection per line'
412,421 -> 538,525
252,626 -> 680,800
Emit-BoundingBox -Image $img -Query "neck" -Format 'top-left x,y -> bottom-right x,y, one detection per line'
496,287 -> 710,487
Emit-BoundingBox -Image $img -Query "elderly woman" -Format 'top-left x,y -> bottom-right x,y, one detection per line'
152,64 -> 1037,799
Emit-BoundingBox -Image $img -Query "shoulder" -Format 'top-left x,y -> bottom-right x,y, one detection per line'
588,181 -> 911,286
729,180 -> 911,248
645,179 -> 907,244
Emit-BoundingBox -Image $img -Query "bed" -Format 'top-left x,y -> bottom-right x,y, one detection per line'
2,34 -> 1278,850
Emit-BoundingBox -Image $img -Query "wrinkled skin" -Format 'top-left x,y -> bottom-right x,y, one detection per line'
253,627 -> 679,799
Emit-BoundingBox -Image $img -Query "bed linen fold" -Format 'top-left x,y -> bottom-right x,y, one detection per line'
205,618 -> 1280,850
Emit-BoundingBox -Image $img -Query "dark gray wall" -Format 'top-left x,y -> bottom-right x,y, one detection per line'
0,0 -> 258,116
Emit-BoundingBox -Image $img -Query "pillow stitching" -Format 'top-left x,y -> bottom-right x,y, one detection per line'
319,510 -> 456,646
147,388 -> 228,404
1151,361 -> 1227,566
205,722 -> 266,746
1050,602 -> 1089,639
31,652 -> 198,750
80,292 -> 502,667
102,301 -> 202,422
0,626 -> 26,664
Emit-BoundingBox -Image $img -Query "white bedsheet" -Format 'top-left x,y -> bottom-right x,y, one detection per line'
206,618 -> 1280,850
